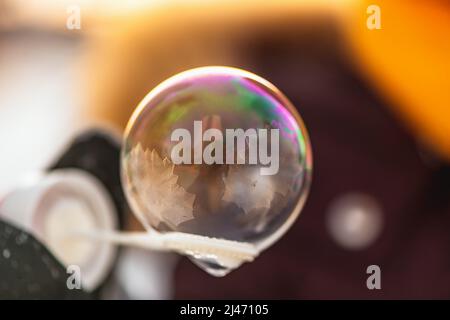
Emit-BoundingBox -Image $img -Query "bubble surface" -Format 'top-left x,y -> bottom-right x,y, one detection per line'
122,67 -> 312,275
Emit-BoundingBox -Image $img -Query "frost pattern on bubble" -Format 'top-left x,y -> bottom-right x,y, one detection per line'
121,67 -> 312,275
127,144 -> 196,228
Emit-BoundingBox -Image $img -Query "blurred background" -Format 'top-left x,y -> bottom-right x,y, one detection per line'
0,0 -> 449,299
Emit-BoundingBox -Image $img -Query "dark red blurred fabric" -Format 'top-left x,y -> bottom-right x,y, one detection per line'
174,20 -> 450,299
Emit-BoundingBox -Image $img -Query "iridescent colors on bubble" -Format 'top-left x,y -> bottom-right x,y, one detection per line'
122,67 -> 312,275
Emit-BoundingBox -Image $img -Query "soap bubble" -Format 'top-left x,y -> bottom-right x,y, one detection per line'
121,67 -> 312,275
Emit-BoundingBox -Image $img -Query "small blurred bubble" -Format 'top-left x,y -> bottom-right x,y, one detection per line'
326,193 -> 383,250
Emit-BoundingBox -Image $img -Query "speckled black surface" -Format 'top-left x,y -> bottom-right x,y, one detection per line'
0,219 -> 90,299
